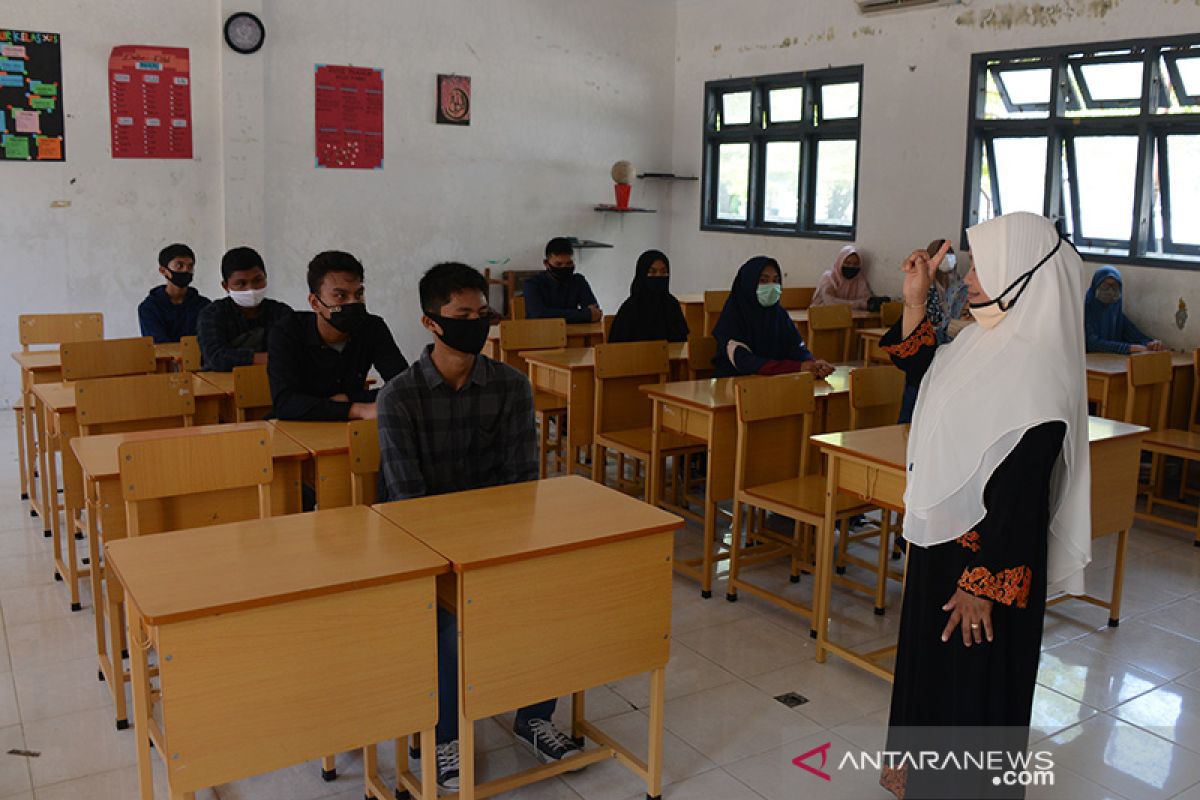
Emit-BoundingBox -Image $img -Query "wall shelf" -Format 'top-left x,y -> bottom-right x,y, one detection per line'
565,237 -> 613,249
593,205 -> 657,214
637,172 -> 699,181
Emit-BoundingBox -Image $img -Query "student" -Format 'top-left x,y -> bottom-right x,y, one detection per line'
137,243 -> 211,343
267,250 -> 407,421
196,246 -> 293,371
712,256 -> 835,378
376,262 -> 581,790
924,238 -> 972,344
523,237 -> 602,322
1084,266 -> 1164,354
607,249 -> 689,344
812,245 -> 874,309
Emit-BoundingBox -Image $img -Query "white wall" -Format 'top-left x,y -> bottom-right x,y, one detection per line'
668,0 -> 1200,349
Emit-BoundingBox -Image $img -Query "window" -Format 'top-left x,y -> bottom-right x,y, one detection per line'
703,66 -> 862,238
964,36 -> 1200,268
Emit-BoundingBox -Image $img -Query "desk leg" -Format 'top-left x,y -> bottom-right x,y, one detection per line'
23,374 -> 40,516
1109,530 -> 1128,627
459,704 -> 476,800
315,453 -> 351,510
816,458 -> 841,656
35,398 -> 52,536
646,667 -> 666,800
1099,375 -> 1112,420
647,401 -> 663,507
86,490 -> 107,672
126,603 -> 155,800
567,372 -> 594,476
15,404 -> 28,499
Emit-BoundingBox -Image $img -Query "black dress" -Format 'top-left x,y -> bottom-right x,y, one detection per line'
879,317 -> 1065,800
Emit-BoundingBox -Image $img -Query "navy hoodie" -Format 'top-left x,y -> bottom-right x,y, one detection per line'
137,286 -> 211,344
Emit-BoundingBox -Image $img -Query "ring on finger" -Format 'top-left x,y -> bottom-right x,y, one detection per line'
970,623 -> 980,629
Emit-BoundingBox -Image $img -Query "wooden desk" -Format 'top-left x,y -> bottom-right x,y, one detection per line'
676,293 -> 705,337
1086,351 -> 1194,426
107,505 -> 447,800
12,350 -> 66,527
374,476 -> 681,800
269,420 -> 354,509
71,422 -> 308,729
857,327 -> 890,364
790,308 -> 881,343
811,417 -> 1147,682
193,371 -> 237,422
1138,428 -> 1200,545
484,321 -> 606,359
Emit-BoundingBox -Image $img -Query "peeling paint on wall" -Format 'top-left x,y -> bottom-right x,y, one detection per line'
956,0 -> 1120,29
852,26 -> 879,39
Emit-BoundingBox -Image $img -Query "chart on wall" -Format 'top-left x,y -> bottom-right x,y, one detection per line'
109,45 -> 192,159
315,64 -> 383,170
0,29 -> 65,162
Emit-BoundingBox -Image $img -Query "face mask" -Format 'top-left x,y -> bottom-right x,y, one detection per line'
967,236 -> 1064,329
1095,286 -> 1121,305
644,276 -> 670,294
318,299 -> 369,335
549,265 -> 575,282
428,313 -> 491,355
938,253 -> 958,273
229,287 -> 267,308
165,269 -> 193,289
841,266 -> 861,280
756,283 -> 782,307
969,302 -> 1007,330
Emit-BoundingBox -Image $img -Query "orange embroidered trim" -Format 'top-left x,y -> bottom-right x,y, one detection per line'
880,763 -> 907,800
881,318 -> 935,359
958,565 -> 1033,609
956,530 -> 981,553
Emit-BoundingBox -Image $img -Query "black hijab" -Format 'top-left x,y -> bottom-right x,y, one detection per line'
608,249 -> 689,344
712,256 -> 804,374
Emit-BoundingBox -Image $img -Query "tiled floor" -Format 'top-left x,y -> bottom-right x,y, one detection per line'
1,414 -> 1199,799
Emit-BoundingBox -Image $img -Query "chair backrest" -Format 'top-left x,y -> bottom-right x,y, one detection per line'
1190,348 -> 1200,433
593,341 -> 669,436
118,426 -> 273,536
498,318 -> 567,375
60,336 -> 156,381
686,335 -> 717,380
806,304 -> 853,362
879,301 -> 903,329
510,295 -> 526,320
781,287 -> 816,310
74,372 -> 195,436
233,364 -> 273,422
1123,351 -> 1172,431
702,290 -> 730,336
179,335 -> 201,371
18,313 -> 104,350
849,366 -> 905,430
602,314 -> 615,342
348,419 -> 380,506
734,373 -> 816,491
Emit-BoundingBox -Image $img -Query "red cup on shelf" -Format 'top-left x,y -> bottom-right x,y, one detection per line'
614,183 -> 632,210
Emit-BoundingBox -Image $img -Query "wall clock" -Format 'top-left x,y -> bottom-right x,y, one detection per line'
224,12 -> 265,55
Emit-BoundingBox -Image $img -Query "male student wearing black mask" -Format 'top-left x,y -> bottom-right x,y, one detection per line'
523,237 -> 602,322
138,243 -> 211,343
376,262 -> 580,791
267,250 -> 407,421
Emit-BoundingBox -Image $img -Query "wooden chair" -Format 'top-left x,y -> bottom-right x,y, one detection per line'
75,373 -> 196,437
702,290 -> 730,336
807,304 -> 854,363
879,301 -> 903,329
499,319 -> 569,477
833,366 -> 907,611
1122,351 -> 1172,503
233,364 -> 273,422
686,335 -> 717,380
781,287 -> 815,310
510,295 -> 526,320
179,335 -> 201,371
61,336 -> 156,381
592,341 -> 705,500
602,314 -> 615,342
348,419 -> 380,506
726,373 -> 875,620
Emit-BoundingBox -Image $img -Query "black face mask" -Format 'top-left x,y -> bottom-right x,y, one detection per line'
968,236 -> 1063,313
549,265 -> 575,282
317,298 -> 369,335
428,313 -> 490,355
166,269 -> 193,289
841,266 -> 861,280
644,276 -> 670,294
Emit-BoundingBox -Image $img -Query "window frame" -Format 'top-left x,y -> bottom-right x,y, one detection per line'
962,34 -> 1200,271
702,65 -> 863,240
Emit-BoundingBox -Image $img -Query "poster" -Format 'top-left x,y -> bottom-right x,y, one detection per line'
109,45 -> 192,159
437,74 -> 470,125
315,64 -> 383,169
0,29 -> 64,162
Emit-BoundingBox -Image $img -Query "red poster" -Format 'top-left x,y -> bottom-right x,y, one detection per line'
109,45 -> 192,159
315,64 -> 383,170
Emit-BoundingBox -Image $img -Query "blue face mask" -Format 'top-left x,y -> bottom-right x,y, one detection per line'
756,283 -> 782,307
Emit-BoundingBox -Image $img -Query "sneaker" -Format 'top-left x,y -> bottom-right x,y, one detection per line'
435,740 -> 459,791
513,717 -> 582,764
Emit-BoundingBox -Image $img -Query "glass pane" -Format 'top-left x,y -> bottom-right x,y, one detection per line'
1065,67 -> 1138,118
976,145 -> 997,222
813,139 -> 857,227
1079,61 -> 1143,102
993,137 -> 1047,216
723,91 -> 751,126
1167,135 -> 1200,246
1147,138 -> 1165,255
983,67 -> 1049,120
1073,136 -> 1138,242
716,143 -> 750,221
998,68 -> 1052,105
1178,56 -> 1200,97
769,87 -> 804,123
763,141 -> 800,224
820,83 -> 859,120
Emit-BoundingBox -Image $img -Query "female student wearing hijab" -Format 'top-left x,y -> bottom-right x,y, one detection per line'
712,256 -> 835,378
1084,266 -> 1164,354
812,245 -> 874,309
924,238 -> 972,344
608,249 -> 689,344
878,213 -> 1090,800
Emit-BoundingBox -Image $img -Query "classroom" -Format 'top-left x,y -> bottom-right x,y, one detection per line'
2,1 -> 1200,799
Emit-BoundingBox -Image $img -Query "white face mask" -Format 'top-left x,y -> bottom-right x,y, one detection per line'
229,287 -> 267,308
939,253 -> 957,273
969,302 -> 1006,329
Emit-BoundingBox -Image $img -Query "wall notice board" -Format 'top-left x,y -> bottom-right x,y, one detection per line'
0,29 -> 65,162
315,64 -> 384,169
109,45 -> 193,159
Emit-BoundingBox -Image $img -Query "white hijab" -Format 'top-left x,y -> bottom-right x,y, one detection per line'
903,212 -> 1091,596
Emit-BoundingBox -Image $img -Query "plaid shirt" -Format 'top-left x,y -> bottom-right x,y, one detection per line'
196,296 -> 293,371
376,345 -> 538,501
